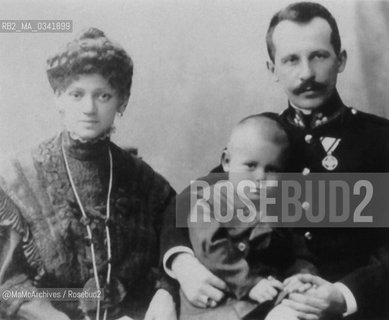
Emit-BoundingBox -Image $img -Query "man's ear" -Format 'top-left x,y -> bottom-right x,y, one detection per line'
221,148 -> 231,172
337,50 -> 347,74
266,60 -> 279,82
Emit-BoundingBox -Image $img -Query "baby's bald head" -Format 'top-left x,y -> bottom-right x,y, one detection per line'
227,114 -> 289,154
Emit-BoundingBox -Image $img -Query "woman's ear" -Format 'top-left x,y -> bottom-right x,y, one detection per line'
117,96 -> 130,114
221,148 -> 231,172
54,91 -> 65,115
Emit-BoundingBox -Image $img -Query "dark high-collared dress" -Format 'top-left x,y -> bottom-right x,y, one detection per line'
0,132 -> 177,320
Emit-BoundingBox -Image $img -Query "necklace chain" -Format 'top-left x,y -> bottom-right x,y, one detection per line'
61,139 -> 113,320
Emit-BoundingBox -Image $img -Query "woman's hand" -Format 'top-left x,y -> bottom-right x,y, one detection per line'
144,289 -> 177,320
171,253 -> 227,308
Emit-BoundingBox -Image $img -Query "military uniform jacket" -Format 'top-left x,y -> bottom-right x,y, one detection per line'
278,91 -> 389,317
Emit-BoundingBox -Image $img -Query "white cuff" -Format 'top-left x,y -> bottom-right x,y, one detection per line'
334,282 -> 358,317
163,246 -> 194,279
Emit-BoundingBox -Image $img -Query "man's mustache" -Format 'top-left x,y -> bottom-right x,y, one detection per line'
293,81 -> 326,95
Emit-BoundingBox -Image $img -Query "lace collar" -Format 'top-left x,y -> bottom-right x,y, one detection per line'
61,131 -> 110,160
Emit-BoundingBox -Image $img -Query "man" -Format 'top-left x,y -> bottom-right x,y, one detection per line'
160,2 -> 389,320
263,2 -> 389,320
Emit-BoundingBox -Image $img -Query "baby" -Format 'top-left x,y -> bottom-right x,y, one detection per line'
183,114 -> 315,320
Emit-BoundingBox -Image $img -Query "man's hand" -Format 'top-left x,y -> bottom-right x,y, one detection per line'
144,289 -> 177,320
171,253 -> 227,308
281,274 -> 347,320
249,277 -> 283,304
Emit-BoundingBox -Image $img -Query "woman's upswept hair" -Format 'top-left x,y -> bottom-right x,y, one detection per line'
46,27 -> 133,98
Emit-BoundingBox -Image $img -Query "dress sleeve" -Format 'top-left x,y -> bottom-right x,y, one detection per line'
159,192 -> 192,267
140,165 -> 182,302
156,191 -> 182,303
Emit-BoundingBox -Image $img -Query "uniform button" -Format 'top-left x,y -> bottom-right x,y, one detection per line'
302,201 -> 310,210
237,242 -> 247,252
304,231 -> 313,240
314,120 -> 321,127
304,134 -> 313,144
302,168 -> 310,176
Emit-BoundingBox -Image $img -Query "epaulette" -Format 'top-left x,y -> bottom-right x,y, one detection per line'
349,107 -> 389,128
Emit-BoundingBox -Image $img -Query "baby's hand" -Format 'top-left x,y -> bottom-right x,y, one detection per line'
283,274 -> 313,294
249,276 -> 283,304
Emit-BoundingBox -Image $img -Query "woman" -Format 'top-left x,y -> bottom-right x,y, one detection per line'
0,28 -> 177,320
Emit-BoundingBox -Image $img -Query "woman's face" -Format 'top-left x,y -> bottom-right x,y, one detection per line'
56,73 -> 126,140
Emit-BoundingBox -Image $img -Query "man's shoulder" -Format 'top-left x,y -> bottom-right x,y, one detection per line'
342,108 -> 389,144
348,108 -> 389,128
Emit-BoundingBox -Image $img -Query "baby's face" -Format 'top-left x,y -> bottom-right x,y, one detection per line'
226,137 -> 286,199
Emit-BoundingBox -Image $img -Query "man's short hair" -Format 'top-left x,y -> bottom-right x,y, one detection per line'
266,2 -> 341,62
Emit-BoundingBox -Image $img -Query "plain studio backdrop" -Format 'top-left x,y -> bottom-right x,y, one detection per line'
0,0 -> 389,192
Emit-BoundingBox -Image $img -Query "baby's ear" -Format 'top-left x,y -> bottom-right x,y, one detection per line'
221,148 -> 230,172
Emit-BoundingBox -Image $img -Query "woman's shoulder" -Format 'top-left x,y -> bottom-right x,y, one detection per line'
1,134 -> 60,164
109,142 -> 175,194
0,135 -> 60,186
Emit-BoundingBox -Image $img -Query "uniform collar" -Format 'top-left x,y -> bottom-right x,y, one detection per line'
282,91 -> 347,129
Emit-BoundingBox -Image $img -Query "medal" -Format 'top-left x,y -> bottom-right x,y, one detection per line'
320,137 -> 341,171
322,154 -> 338,171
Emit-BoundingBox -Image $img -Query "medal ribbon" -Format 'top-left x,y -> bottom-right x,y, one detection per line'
320,137 -> 341,155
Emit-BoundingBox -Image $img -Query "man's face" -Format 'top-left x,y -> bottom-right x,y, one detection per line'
267,17 -> 347,111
